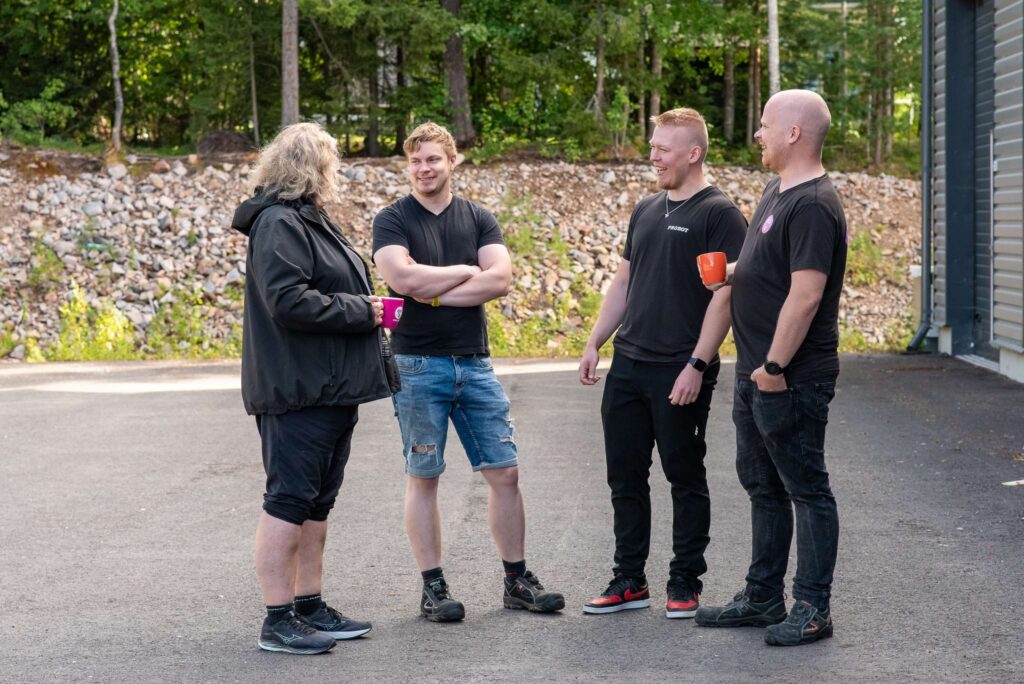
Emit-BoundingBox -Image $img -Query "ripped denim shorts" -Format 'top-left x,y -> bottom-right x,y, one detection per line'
392,354 -> 517,478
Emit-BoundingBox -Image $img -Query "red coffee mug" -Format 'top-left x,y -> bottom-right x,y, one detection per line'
696,252 -> 727,285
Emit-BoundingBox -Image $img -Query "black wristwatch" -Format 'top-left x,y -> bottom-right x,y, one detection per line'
764,360 -> 786,376
687,356 -> 708,372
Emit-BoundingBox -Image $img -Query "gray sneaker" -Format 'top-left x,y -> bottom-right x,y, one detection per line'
694,588 -> 787,628
303,604 -> 372,640
258,610 -> 336,654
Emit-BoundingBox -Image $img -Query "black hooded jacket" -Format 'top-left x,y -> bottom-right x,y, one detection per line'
232,194 -> 391,415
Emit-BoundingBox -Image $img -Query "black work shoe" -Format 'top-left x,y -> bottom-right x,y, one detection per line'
503,570 -> 566,613
665,578 -> 699,619
303,604 -> 372,640
764,600 -> 833,646
582,575 -> 650,614
258,610 -> 336,655
694,588 -> 787,627
421,577 -> 466,622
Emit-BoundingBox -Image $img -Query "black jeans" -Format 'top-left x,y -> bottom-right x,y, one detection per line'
601,353 -> 718,590
733,377 -> 838,610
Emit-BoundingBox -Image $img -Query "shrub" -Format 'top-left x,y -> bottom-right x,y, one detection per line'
0,80 -> 76,146
47,285 -> 139,361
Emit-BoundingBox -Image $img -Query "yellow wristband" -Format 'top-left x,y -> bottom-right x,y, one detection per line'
431,295 -> 440,307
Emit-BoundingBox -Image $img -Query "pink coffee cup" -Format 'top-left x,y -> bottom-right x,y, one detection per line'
381,296 -> 404,329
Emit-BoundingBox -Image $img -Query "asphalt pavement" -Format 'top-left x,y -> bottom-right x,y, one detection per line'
0,354 -> 1022,683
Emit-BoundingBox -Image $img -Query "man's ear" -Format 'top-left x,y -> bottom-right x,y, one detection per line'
788,125 -> 802,144
453,153 -> 465,168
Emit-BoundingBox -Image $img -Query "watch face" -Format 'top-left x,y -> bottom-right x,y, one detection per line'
765,362 -> 784,375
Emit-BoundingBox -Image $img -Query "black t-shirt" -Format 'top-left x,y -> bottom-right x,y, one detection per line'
371,194 -> 505,355
731,174 -> 848,382
613,186 -> 747,364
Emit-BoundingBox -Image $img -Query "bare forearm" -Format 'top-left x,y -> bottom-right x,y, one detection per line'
586,282 -> 628,350
692,289 -> 732,361
767,295 -> 821,365
390,264 -> 474,299
438,270 -> 510,307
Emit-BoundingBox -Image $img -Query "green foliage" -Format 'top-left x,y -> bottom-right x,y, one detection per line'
0,80 -> 76,145
847,230 -> 905,288
47,285 -> 139,361
147,286 -> 240,359
27,240 -> 64,291
0,324 -> 15,358
0,0 -> 922,165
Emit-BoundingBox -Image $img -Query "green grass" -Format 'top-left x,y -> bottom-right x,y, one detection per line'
846,230 -> 905,288
27,240 -> 63,291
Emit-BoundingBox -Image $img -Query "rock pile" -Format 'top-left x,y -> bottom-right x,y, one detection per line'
0,151 -> 921,359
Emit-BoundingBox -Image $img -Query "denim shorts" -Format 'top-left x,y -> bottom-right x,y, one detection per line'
392,354 -> 517,478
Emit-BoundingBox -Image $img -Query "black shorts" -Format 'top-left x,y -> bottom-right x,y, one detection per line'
255,405 -> 359,525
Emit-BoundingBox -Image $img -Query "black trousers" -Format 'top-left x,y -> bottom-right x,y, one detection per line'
600,353 -> 718,590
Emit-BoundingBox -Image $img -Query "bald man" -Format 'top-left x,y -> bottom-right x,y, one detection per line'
694,90 -> 848,646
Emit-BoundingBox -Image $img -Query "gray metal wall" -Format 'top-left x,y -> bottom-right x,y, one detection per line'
975,0 -> 996,359
933,2 -> 948,327
992,0 -> 1023,350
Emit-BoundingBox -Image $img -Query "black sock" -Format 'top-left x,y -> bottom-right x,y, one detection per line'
293,593 -> 325,616
503,559 -> 527,579
266,603 -> 292,623
422,567 -> 444,584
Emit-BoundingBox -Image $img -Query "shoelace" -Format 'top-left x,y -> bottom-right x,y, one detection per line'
521,572 -> 545,591
785,602 -> 814,623
666,582 -> 694,601
429,579 -> 452,601
603,575 -> 632,597
286,615 -> 319,635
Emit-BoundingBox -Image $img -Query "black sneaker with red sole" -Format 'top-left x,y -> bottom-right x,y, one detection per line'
665,579 -> 699,619
582,575 -> 650,614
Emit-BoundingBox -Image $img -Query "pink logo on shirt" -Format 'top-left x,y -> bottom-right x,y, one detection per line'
761,215 -> 775,234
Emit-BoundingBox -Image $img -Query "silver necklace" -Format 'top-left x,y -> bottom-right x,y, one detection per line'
664,192 -> 689,218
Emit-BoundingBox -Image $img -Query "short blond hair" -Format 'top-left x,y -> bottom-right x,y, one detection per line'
403,122 -> 457,158
251,122 -> 340,205
650,108 -> 709,163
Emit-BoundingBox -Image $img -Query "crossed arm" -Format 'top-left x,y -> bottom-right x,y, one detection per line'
373,243 -> 512,307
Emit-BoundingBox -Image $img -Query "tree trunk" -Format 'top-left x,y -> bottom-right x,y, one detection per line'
746,43 -> 761,145
766,0 -> 780,96
649,37 -> 662,137
594,0 -> 606,120
281,0 -> 300,126
367,66 -> 380,157
637,40 -> 646,138
247,5 -> 260,147
724,48 -> 735,143
107,0 -> 123,154
443,0 -> 475,147
394,44 -> 407,155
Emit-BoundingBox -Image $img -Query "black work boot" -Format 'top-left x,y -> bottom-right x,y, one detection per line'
694,588 -> 787,628
764,600 -> 833,646
503,570 -> 565,613
420,576 -> 466,622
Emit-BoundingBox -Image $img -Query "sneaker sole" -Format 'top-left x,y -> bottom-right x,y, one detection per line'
257,639 -> 335,655
582,599 -> 650,614
322,626 -> 372,640
421,606 -> 466,622
665,607 -> 698,619
694,612 -> 786,628
504,594 -> 566,613
765,624 -> 834,646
